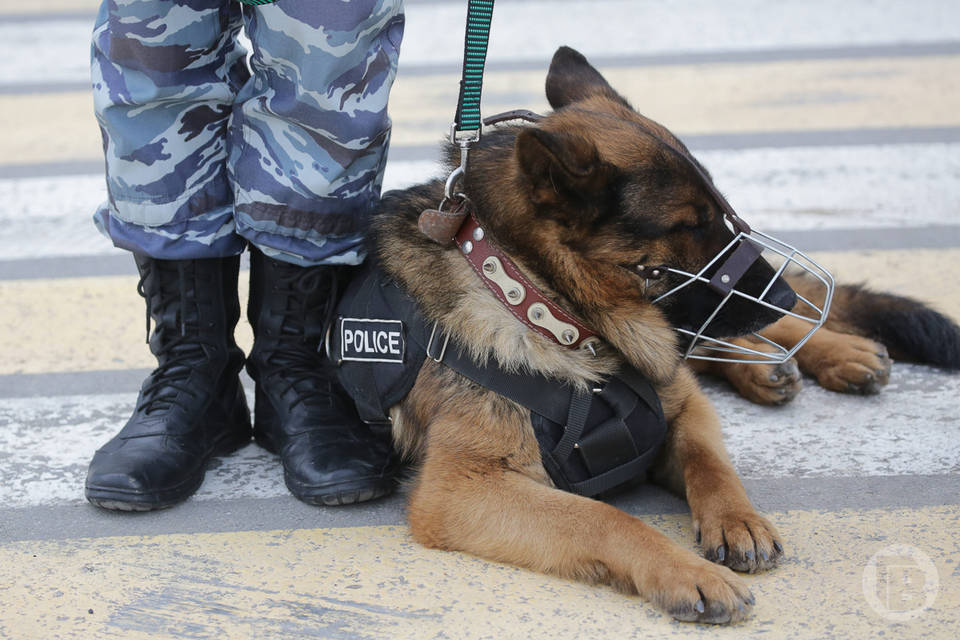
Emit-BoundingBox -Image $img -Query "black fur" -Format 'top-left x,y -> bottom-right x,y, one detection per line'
842,284 -> 960,369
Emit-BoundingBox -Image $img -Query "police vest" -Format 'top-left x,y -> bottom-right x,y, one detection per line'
328,261 -> 668,498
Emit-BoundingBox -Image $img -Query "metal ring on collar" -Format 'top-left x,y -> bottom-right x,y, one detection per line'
438,193 -> 469,213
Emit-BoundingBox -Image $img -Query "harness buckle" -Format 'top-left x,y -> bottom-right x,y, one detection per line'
426,322 -> 451,363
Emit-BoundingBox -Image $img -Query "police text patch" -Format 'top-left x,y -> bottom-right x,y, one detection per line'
339,318 -> 405,363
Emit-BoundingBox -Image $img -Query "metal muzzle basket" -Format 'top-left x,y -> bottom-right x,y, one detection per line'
652,228 -> 835,364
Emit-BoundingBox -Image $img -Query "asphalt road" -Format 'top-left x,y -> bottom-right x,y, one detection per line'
1,1 -> 958,638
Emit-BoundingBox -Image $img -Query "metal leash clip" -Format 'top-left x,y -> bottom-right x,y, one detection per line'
446,124 -> 481,200
417,127 -> 479,245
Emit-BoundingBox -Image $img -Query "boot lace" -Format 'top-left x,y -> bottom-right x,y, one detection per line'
136,261 -> 210,415
261,265 -> 342,411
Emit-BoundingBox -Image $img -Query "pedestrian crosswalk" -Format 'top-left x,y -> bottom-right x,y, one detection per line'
2,362 -> 958,511
2,1 -> 959,638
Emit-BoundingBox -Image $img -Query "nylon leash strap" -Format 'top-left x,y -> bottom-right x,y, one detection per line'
452,0 -> 495,144
445,0 -> 496,199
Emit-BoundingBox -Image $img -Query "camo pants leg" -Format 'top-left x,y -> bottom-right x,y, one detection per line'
92,0 -> 405,265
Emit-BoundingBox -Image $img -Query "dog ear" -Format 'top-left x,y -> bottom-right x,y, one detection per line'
546,46 -> 630,109
515,127 -> 611,209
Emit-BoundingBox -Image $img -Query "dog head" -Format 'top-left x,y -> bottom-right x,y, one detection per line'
465,46 -> 798,348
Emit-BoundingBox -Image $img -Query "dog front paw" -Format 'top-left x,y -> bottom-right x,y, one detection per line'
726,357 -> 803,405
640,552 -> 755,624
695,510 -> 783,574
807,336 -> 891,394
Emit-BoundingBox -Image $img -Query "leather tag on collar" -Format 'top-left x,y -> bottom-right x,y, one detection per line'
419,199 -> 471,246
454,214 -> 600,351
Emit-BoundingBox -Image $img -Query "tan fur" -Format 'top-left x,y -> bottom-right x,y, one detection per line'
689,336 -> 804,404
701,274 -> 893,401
397,360 -> 759,619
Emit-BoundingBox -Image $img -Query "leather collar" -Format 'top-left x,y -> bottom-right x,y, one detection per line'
453,213 -> 600,352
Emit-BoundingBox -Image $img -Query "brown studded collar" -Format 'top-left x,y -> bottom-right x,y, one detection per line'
418,107 -> 597,352
452,213 -> 600,353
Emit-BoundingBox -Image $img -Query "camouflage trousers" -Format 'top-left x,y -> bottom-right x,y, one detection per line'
92,0 -> 405,265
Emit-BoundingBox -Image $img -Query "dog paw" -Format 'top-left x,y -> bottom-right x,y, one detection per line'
726,358 -> 803,405
695,510 -> 783,574
643,554 -> 755,624
808,336 -> 892,394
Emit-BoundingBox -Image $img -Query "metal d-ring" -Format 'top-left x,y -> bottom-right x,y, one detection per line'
426,322 -> 451,363
438,192 -> 469,214
323,321 -> 342,365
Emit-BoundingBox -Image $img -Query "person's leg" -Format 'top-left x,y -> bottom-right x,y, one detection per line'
231,0 -> 404,266
86,0 -> 252,510
92,0 -> 249,258
235,0 -> 405,505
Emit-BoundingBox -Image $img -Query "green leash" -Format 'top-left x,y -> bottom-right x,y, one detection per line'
445,0 -> 496,199
452,0 -> 495,141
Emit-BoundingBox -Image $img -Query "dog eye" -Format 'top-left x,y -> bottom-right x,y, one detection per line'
669,219 -> 702,233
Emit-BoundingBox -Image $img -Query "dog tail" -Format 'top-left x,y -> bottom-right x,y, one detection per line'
833,284 -> 960,369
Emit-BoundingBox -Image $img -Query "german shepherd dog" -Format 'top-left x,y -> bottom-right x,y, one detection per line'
364,47 -> 960,623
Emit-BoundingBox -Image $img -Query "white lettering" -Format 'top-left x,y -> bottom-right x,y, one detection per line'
341,321 -> 404,360
388,331 -> 401,354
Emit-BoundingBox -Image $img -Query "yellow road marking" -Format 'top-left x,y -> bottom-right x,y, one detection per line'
0,275 -> 252,375
811,248 -> 960,321
390,55 -> 960,147
1,507 -> 957,639
5,55 -> 960,166
1,248 -> 957,377
0,92 -> 100,167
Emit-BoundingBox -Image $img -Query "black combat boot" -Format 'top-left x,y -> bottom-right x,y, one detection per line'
85,255 -> 251,510
246,246 -> 397,506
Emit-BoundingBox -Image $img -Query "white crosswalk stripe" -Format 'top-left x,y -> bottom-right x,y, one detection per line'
0,392 -> 287,508
3,145 -> 958,260
2,365 -> 957,509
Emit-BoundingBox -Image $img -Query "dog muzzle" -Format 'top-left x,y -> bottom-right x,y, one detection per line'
640,219 -> 835,364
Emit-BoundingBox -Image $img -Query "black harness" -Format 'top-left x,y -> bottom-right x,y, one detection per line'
328,261 -> 668,498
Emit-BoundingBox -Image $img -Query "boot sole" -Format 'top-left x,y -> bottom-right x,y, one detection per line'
283,474 -> 396,506
254,430 -> 396,506
85,431 -> 251,512
251,387 -> 397,506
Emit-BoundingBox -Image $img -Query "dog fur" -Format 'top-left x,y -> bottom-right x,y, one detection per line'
364,46 -> 960,623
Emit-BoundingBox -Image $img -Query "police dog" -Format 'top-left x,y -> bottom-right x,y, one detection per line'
365,46 -> 959,623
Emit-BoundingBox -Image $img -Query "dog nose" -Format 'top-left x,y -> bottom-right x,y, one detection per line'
765,277 -> 797,311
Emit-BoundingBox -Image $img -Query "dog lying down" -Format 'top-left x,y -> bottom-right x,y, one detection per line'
330,46 -> 960,624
